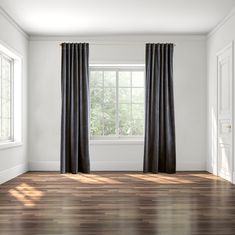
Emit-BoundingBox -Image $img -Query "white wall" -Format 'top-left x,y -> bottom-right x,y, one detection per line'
0,9 -> 28,183
28,35 -> 206,171
207,10 -> 235,182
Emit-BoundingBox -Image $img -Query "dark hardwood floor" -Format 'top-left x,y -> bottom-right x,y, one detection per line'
0,172 -> 235,235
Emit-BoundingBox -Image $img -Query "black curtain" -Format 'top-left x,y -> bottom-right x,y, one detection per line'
61,43 -> 90,173
144,43 -> 176,173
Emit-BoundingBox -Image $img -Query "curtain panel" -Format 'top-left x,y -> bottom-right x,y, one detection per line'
61,43 -> 90,173
144,43 -> 176,173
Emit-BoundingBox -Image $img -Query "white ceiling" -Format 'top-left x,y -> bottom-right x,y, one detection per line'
0,0 -> 235,36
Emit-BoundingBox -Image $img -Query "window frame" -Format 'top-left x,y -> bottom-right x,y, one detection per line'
89,64 -> 145,140
0,51 -> 14,143
0,41 -> 23,149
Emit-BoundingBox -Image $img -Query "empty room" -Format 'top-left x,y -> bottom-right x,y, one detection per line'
0,0 -> 235,234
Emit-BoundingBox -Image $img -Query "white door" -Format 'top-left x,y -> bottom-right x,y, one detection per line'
217,43 -> 233,182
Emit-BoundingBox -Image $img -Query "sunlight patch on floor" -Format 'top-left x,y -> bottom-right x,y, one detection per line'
127,174 -> 193,184
9,183 -> 44,207
188,173 -> 221,180
63,174 -> 121,184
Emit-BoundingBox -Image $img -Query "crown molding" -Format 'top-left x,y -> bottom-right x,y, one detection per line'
29,34 -> 206,44
0,7 -> 29,39
207,6 -> 235,39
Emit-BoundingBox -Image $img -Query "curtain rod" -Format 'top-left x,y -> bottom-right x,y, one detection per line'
59,43 -> 176,46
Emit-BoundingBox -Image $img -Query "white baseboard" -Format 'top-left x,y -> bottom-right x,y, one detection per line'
29,161 -> 142,171
233,172 -> 235,184
28,160 -> 206,172
206,163 -> 213,174
91,161 -> 143,171
176,161 -> 206,171
0,163 -> 28,184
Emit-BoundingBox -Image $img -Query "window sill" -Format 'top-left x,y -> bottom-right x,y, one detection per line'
0,141 -> 23,150
90,139 -> 144,145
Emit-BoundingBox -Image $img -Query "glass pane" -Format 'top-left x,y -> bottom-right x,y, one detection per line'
119,71 -> 131,87
132,104 -> 144,119
2,99 -> 11,118
0,57 -> 12,139
132,88 -> 144,103
119,104 -> 131,136
91,118 -> 103,136
103,104 -> 116,135
119,88 -> 131,103
103,103 -> 115,120
119,120 -> 132,136
119,103 -> 131,120
2,78 -> 11,100
104,71 -> 116,87
90,104 -> 103,136
2,58 -> 11,82
104,88 -> 116,104
103,120 -> 116,135
90,71 -> 103,87
132,71 -> 144,87
90,88 -> 103,106
132,119 -> 144,136
1,118 -> 10,138
91,103 -> 103,116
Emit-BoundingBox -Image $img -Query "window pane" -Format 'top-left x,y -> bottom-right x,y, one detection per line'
1,118 -> 10,138
132,119 -> 144,135
91,118 -> 103,136
132,104 -> 144,119
119,104 -> 131,135
2,78 -> 11,100
0,56 -> 12,140
104,71 -> 116,87
2,99 -> 11,118
90,88 -> 103,106
90,104 -> 103,136
2,58 -> 11,82
119,120 -> 132,136
103,104 -> 116,135
103,120 -> 116,135
119,71 -> 131,87
132,88 -> 144,103
119,88 -> 131,103
104,88 -> 116,104
132,71 -> 144,87
90,71 -> 103,87
119,103 -> 131,120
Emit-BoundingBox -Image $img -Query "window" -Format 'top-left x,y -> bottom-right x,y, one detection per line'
0,52 -> 13,142
90,65 -> 145,139
0,43 -> 22,148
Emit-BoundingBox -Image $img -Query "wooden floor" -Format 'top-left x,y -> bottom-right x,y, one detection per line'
0,172 -> 235,235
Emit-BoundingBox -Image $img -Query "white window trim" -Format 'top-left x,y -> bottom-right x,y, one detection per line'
89,64 -> 145,141
0,141 -> 22,150
0,41 -> 23,150
0,52 -> 14,142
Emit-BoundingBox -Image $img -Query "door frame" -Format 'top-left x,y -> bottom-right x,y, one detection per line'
216,41 -> 234,183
